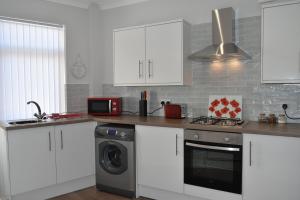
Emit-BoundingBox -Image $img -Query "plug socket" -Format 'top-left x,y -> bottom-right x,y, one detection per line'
160,99 -> 171,106
282,104 -> 288,110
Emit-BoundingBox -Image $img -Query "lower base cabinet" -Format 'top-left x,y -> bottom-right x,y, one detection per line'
243,134 -> 300,200
8,127 -> 57,195
4,122 -> 96,197
136,125 -> 184,194
55,123 -> 95,184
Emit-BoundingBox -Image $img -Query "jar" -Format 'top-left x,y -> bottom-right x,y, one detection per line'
268,113 -> 277,124
258,113 -> 268,123
278,114 -> 287,124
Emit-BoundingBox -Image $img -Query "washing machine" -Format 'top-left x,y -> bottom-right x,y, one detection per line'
95,123 -> 135,198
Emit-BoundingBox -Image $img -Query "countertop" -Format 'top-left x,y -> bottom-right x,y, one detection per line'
93,115 -> 300,138
0,116 -> 94,131
1,115 -> 300,138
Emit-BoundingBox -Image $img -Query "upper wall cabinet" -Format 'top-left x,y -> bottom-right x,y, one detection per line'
113,20 -> 191,86
261,1 -> 300,83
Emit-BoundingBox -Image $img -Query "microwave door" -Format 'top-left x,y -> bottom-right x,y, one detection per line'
89,100 -> 111,113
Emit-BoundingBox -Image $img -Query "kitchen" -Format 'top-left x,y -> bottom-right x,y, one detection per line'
0,0 -> 300,200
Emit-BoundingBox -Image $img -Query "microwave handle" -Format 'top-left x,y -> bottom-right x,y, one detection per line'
108,100 -> 112,113
185,142 -> 240,152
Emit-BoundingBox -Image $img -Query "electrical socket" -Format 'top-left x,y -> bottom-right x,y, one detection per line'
282,104 -> 288,110
160,99 -> 171,106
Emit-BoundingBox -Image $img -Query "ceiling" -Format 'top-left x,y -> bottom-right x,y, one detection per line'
45,0 -> 149,10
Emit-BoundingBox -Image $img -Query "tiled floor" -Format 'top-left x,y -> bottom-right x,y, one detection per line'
49,187 -> 148,200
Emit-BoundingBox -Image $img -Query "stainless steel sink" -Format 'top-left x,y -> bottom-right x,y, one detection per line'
8,120 -> 39,125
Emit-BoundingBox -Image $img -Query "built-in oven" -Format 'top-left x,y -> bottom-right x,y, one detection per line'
184,129 -> 242,194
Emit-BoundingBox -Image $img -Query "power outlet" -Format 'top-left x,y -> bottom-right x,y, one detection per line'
282,104 -> 288,110
160,99 -> 171,106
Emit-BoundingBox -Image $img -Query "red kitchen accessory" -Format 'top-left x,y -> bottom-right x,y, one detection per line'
49,113 -> 84,119
88,97 -> 122,116
164,104 -> 182,119
208,95 -> 242,119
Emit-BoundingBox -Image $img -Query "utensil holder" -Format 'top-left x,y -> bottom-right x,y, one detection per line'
139,100 -> 147,116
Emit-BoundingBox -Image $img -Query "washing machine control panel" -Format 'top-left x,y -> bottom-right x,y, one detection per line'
95,124 -> 135,141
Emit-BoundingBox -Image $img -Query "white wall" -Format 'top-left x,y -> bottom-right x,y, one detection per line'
0,0 -> 90,85
96,0 -> 261,89
0,0 -> 262,94
88,3 -> 104,95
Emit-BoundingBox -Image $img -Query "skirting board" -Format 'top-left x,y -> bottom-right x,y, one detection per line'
137,184 -> 242,200
137,185 -> 210,200
8,175 -> 95,200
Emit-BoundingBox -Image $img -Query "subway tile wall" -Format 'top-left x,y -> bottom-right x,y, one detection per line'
66,84 -> 89,113
103,16 -> 300,122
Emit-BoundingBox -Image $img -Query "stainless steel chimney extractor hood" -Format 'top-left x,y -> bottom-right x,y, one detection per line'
189,7 -> 251,62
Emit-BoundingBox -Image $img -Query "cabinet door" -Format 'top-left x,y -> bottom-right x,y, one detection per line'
114,27 -> 146,85
8,127 -> 56,195
243,134 -> 300,200
136,125 -> 183,193
262,2 -> 300,83
146,22 -> 183,85
55,122 -> 95,183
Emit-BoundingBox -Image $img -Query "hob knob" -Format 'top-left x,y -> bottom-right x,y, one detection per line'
193,134 -> 199,140
224,137 -> 230,142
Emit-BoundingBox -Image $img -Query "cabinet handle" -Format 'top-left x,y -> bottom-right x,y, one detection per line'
176,134 -> 178,156
249,141 -> 252,166
148,60 -> 152,78
139,60 -> 143,78
48,132 -> 51,151
61,130 -> 63,150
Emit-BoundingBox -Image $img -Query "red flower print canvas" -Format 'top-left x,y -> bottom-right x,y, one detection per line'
208,95 -> 242,119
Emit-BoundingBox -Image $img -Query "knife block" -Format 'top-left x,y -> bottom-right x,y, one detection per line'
139,100 -> 147,116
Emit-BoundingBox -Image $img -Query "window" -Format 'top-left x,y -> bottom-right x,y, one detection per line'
0,17 -> 66,121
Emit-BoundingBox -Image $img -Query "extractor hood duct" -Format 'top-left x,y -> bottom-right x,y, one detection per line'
189,7 -> 251,62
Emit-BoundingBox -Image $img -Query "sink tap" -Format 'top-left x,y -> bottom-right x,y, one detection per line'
27,101 -> 47,121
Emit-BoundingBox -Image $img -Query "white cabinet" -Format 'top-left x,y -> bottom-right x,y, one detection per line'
5,122 -> 96,196
8,127 -> 56,195
114,27 -> 146,85
55,122 -> 95,183
113,20 -> 191,86
261,1 -> 300,83
136,125 -> 184,193
146,22 -> 183,84
243,134 -> 300,200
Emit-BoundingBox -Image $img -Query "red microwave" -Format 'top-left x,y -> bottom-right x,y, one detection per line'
88,97 -> 122,116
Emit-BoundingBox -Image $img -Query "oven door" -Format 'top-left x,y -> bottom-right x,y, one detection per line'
184,140 -> 242,194
88,99 -> 112,115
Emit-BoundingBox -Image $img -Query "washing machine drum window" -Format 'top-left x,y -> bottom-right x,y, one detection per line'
99,141 -> 128,175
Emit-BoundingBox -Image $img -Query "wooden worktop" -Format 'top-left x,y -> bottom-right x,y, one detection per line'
93,115 -> 300,138
1,115 -> 300,138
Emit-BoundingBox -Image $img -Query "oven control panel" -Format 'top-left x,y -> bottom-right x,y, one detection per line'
184,129 -> 242,145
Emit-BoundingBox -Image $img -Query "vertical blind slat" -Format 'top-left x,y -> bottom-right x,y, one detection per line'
0,20 -> 65,121
0,22 -> 3,120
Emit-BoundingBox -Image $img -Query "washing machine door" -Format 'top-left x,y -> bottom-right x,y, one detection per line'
98,141 -> 128,175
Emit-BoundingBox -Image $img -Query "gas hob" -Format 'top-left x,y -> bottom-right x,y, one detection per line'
190,116 -> 245,127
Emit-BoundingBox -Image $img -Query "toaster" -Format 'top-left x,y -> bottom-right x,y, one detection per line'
164,104 -> 187,119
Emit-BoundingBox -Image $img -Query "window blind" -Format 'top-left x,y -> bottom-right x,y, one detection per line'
0,18 -> 66,121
